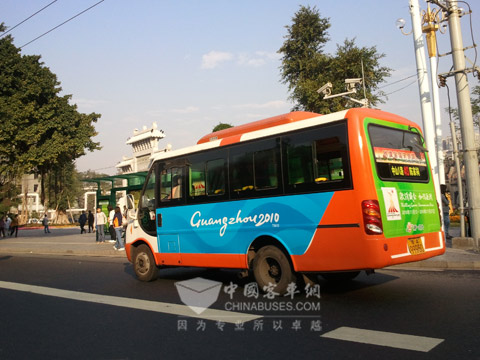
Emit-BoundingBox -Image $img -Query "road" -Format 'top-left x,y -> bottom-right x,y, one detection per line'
0,253 -> 478,359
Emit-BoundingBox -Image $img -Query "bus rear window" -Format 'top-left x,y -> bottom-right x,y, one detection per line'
368,124 -> 429,182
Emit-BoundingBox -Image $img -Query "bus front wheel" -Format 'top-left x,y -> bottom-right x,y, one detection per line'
133,244 -> 158,282
253,245 -> 296,295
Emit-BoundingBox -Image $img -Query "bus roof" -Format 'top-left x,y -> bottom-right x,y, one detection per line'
197,111 -> 320,145
149,108 -> 420,166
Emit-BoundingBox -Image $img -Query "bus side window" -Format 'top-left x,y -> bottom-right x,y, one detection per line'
189,161 -> 206,197
230,152 -> 254,193
206,159 -> 225,196
254,148 -> 278,190
283,122 -> 351,193
314,138 -> 344,183
286,142 -> 314,185
161,167 -> 184,202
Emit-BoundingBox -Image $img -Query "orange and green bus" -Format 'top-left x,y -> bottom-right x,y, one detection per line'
125,108 -> 445,293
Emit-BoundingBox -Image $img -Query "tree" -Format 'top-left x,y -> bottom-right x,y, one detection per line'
278,5 -> 392,114
0,25 -> 101,214
447,84 -> 480,128
445,84 -> 480,160
212,123 -> 233,132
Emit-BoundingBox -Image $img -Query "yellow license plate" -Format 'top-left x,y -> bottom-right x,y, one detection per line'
407,238 -> 425,255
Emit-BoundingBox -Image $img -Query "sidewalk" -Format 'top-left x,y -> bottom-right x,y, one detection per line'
0,227 -> 125,258
0,226 -> 478,270
388,226 -> 480,271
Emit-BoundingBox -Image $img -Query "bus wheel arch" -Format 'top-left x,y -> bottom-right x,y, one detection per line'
132,243 -> 159,282
249,237 -> 297,294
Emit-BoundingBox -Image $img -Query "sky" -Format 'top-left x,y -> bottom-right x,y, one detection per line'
1,0 -> 479,175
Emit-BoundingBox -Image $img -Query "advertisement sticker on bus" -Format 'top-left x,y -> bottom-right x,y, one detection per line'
365,118 -> 441,238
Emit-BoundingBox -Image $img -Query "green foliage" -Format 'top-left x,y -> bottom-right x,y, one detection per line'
446,84 -> 480,129
0,24 -> 102,210
45,162 -> 82,211
212,123 -> 233,132
278,6 -> 392,114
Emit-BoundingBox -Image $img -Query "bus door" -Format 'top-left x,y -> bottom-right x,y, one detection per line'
158,165 -> 185,263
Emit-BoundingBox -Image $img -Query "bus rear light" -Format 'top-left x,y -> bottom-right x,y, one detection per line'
362,200 -> 383,235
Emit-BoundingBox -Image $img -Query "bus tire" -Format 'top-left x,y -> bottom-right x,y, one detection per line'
320,271 -> 360,282
133,244 -> 158,282
253,245 -> 296,295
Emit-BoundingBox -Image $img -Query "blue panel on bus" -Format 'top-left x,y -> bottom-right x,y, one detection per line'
156,192 -> 334,256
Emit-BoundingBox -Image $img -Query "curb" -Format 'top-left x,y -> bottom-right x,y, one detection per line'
0,248 -> 126,258
387,260 -> 480,270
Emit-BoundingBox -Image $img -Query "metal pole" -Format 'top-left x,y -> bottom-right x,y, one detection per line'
446,0 -> 480,240
449,120 -> 465,236
409,0 -> 442,208
429,57 -> 446,186
422,3 -> 446,187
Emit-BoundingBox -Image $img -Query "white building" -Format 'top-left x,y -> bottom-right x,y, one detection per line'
116,122 -> 169,174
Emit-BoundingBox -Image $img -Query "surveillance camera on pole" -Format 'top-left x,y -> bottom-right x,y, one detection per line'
345,78 -> 362,92
317,82 -> 332,97
318,78 -> 368,107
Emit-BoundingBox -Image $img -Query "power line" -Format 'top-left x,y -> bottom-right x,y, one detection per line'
20,0 -> 105,49
0,0 -> 58,38
384,79 -> 419,96
379,73 -> 417,89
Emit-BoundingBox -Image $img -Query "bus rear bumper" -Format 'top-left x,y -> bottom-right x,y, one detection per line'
384,231 -> 445,266
291,231 -> 445,272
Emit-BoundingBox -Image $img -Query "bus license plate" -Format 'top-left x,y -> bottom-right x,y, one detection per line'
407,238 -> 425,255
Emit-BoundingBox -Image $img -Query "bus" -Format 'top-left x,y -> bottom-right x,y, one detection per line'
124,108 -> 445,293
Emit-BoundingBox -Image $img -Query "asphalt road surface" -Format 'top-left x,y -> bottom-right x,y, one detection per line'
0,253 -> 478,360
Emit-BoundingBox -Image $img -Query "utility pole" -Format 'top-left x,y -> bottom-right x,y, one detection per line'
445,0 -> 480,241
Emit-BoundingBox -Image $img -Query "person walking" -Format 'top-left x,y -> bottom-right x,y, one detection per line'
95,207 -> 107,243
0,216 -> 5,238
42,214 -> 50,233
112,206 -> 124,251
5,215 -> 11,236
79,211 -> 87,234
87,210 -> 94,233
108,205 -> 116,243
441,185 -> 451,241
10,215 -> 18,237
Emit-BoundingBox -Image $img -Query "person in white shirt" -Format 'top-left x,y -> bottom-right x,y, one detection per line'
95,208 -> 108,243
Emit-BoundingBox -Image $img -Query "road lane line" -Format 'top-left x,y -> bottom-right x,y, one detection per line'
0,281 -> 261,324
321,326 -> 444,352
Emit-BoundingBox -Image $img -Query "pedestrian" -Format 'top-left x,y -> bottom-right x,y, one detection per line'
10,215 -> 18,237
42,214 -> 51,233
0,216 -> 5,238
95,207 -> 107,243
87,210 -> 94,233
5,215 -> 11,236
441,185 -> 451,241
108,205 -> 116,242
112,206 -> 124,251
79,211 -> 87,234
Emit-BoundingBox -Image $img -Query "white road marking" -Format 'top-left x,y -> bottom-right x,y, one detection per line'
321,326 -> 444,352
0,281 -> 261,324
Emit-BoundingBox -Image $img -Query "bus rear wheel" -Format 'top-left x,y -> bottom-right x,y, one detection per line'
133,244 -> 158,282
253,245 -> 296,295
